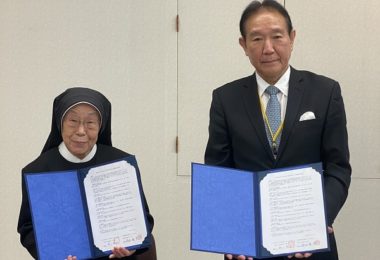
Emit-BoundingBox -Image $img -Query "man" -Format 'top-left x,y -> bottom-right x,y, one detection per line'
204,1 -> 351,259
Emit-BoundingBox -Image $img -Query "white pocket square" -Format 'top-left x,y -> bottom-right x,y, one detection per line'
299,111 -> 316,121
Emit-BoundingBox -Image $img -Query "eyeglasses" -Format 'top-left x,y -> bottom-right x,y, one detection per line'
63,116 -> 100,131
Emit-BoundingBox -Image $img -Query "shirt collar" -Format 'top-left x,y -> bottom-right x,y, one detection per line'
256,66 -> 291,97
58,142 -> 97,163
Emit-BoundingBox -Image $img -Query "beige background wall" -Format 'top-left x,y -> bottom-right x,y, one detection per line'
286,1 -> 380,258
0,0 -> 379,259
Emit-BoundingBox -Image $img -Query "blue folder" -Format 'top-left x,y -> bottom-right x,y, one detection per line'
191,163 -> 328,259
24,156 -> 150,260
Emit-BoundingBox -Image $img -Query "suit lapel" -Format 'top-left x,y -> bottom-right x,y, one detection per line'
241,74 -> 274,159
277,68 -> 305,160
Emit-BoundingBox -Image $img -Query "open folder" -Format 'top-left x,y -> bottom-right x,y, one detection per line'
24,156 -> 150,260
191,163 -> 329,259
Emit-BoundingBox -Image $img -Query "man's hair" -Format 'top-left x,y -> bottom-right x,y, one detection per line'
239,0 -> 293,38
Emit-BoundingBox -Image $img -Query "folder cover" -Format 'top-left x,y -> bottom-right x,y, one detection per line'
191,163 -> 329,259
25,156 -> 150,260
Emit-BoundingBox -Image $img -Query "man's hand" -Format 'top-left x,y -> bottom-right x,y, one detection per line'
225,254 -> 254,260
287,226 -> 334,259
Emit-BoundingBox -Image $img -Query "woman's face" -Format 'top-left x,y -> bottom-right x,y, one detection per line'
61,103 -> 101,159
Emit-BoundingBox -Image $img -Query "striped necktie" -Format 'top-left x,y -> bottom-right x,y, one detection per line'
265,85 -> 281,157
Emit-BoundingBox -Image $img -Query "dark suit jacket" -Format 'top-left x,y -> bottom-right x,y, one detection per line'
204,67 -> 351,259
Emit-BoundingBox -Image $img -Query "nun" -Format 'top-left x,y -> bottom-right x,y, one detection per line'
17,87 -> 154,259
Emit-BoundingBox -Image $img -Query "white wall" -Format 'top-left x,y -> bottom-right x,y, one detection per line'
286,1 -> 380,258
0,1 -> 379,259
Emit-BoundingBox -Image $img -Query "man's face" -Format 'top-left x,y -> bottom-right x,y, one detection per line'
239,9 -> 295,85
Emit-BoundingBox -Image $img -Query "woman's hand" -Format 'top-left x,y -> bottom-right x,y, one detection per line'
65,246 -> 136,260
109,247 -> 136,258
287,252 -> 313,258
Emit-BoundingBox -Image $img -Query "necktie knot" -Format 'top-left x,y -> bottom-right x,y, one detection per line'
265,85 -> 280,96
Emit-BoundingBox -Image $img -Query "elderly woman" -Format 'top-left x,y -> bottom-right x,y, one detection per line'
17,87 -> 154,259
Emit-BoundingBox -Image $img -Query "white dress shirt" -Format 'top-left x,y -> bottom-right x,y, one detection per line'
256,66 -> 291,121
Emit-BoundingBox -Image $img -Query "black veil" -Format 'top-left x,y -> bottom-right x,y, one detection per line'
41,87 -> 112,154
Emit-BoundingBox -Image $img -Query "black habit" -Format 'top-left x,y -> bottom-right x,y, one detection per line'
17,87 -> 154,259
